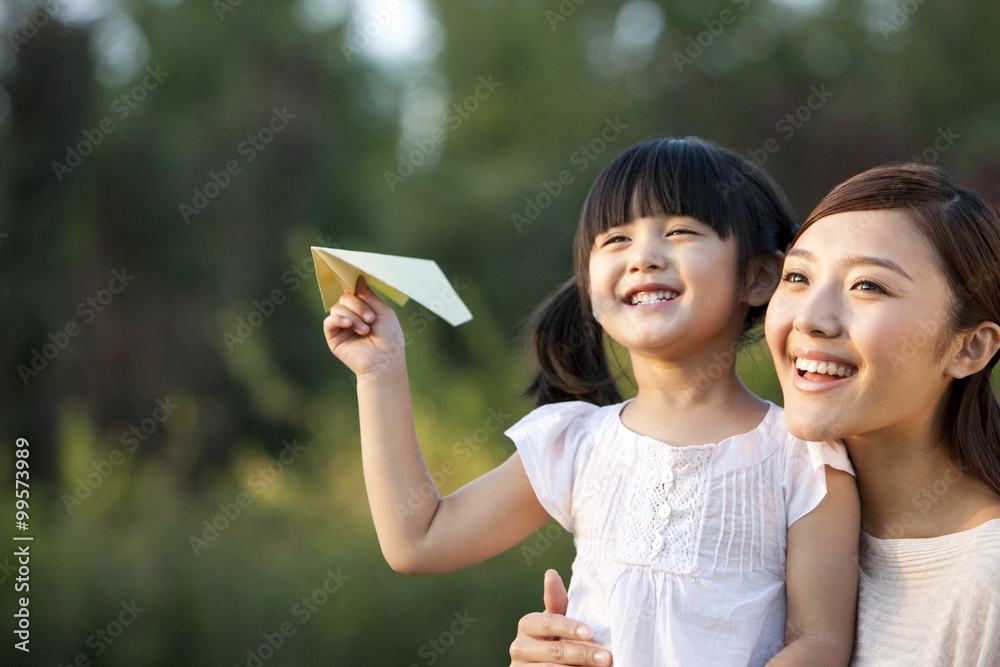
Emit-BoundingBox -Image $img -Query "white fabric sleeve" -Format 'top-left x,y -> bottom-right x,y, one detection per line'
505,401 -> 597,533
785,439 -> 855,527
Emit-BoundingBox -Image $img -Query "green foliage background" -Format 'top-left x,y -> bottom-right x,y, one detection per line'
0,0 -> 998,664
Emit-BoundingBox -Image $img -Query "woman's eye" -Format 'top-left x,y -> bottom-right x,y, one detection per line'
781,271 -> 807,284
853,279 -> 887,293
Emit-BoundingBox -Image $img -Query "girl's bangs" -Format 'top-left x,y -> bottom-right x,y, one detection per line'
578,139 -> 736,248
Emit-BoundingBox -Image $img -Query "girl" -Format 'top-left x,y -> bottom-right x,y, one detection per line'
325,137 -> 860,666
509,162 -> 1000,666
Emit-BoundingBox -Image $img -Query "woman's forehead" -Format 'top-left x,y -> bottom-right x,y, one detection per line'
794,210 -> 931,260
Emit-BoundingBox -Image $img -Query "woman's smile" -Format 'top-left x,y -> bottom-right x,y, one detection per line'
792,351 -> 859,388
765,209 -> 957,444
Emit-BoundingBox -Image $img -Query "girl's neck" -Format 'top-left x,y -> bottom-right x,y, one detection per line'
846,431 -> 1000,539
629,340 -> 747,407
624,347 -> 770,447
631,370 -> 759,412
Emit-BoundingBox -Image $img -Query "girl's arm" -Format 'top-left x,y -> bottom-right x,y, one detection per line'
326,277 -> 551,575
766,467 -> 860,666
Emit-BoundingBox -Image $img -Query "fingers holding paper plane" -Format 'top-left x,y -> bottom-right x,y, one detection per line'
323,276 -> 406,377
331,277 -> 377,334
311,246 -> 472,327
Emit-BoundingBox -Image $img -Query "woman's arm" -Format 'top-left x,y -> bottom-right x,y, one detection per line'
510,570 -> 613,667
327,278 -> 551,574
766,467 -> 860,666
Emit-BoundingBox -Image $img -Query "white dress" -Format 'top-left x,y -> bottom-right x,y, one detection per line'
506,400 -> 854,667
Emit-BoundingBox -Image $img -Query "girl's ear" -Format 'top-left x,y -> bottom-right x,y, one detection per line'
744,251 -> 785,307
945,321 -> 1000,379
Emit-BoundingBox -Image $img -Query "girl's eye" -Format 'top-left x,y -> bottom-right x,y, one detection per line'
852,279 -> 887,294
601,234 -> 629,246
666,228 -> 694,237
781,271 -> 807,284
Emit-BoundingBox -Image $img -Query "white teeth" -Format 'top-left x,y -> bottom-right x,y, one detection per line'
629,290 -> 679,305
795,357 -> 857,377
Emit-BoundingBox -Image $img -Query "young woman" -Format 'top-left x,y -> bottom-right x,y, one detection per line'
509,162 -> 1000,666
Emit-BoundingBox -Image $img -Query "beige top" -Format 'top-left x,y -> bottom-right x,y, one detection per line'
852,519 -> 1000,666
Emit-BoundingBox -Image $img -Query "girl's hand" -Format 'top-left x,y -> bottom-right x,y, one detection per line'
323,276 -> 406,378
509,570 -> 613,667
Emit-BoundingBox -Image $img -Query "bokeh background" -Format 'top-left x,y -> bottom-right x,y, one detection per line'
1,0 -> 998,664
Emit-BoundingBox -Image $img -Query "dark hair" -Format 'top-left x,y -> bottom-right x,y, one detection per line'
798,162 -> 1000,496
526,137 -> 796,406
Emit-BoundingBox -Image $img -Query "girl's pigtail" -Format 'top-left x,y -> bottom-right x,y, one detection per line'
524,278 -> 622,408
949,364 -> 1000,496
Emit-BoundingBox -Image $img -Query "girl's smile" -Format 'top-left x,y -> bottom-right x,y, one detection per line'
589,215 -> 745,359
623,284 -> 680,307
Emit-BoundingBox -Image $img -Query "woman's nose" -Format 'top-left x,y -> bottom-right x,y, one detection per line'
791,286 -> 843,337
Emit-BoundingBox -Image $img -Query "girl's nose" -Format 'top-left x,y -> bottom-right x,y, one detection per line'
627,238 -> 664,273
790,286 -> 843,337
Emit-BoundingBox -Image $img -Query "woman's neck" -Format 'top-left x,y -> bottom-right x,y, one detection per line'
845,432 -> 1000,539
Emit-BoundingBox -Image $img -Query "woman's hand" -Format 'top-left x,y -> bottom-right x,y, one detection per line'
323,276 -> 406,378
509,570 -> 613,667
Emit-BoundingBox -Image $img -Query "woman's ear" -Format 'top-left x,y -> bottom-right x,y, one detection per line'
744,251 -> 785,307
945,321 -> 1000,379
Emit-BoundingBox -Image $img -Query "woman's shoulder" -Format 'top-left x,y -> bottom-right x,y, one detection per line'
861,519 -> 1000,575
958,517 -> 1000,565
947,519 -> 1000,575
855,521 -> 1000,665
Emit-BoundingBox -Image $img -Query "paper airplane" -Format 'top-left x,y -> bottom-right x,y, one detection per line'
311,247 -> 473,326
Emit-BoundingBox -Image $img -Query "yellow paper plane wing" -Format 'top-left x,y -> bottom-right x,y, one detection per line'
311,247 -> 472,326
